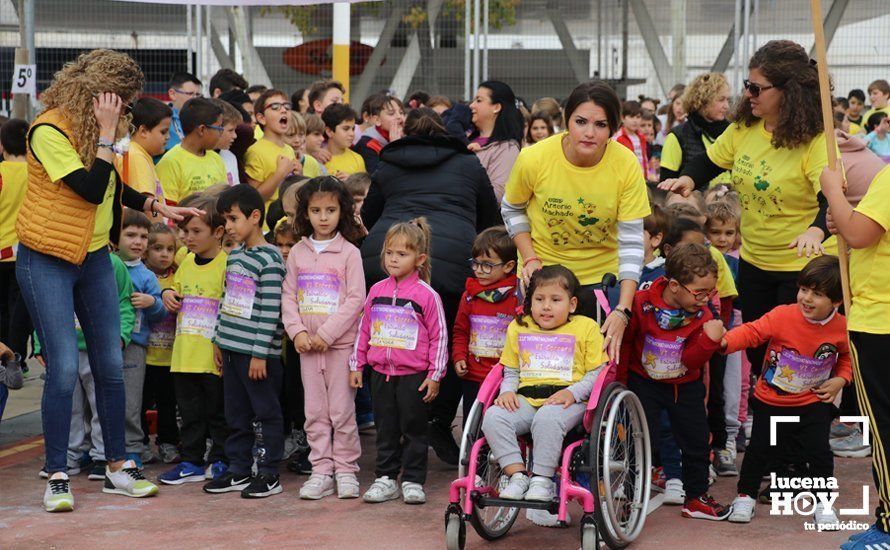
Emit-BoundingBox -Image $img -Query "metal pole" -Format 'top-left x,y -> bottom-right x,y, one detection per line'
482,0 -> 489,81
733,0 -> 740,94
332,2 -> 351,101
196,4 -> 203,87
752,0 -> 759,51
463,0 -> 470,100
12,0 -> 30,119
596,0 -> 602,77
205,5 -> 211,83
186,4 -> 193,74
742,0 -> 750,75
621,0 -> 628,81
671,0 -> 686,87
472,0 -> 480,94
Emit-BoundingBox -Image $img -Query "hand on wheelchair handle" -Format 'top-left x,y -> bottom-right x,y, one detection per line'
494,391 -> 520,411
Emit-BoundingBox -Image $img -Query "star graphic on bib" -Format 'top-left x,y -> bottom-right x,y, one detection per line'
371,320 -> 383,335
643,352 -> 657,368
777,365 -> 795,383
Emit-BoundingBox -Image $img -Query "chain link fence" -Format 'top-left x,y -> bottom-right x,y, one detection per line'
0,0 -> 886,115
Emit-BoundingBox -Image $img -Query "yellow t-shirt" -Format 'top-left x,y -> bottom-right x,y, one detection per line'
118,141 -> 163,198
660,132 -> 731,186
862,106 -> 890,130
504,133 -> 651,285
325,148 -> 366,176
848,165 -> 890,333
244,138 -> 296,208
30,125 -> 115,252
147,270 -> 176,366
710,246 -> 738,299
0,161 -> 28,260
171,251 -> 227,375
174,245 -> 189,268
156,145 -> 227,204
500,315 -> 607,407
707,120 -> 830,272
302,154 -> 322,178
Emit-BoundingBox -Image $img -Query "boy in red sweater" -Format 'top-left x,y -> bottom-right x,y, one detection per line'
619,243 -> 730,520
723,255 -> 851,528
614,100 -> 649,176
453,227 -> 519,422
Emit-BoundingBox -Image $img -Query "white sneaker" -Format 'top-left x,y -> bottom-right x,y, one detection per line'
299,473 -> 335,500
363,476 -> 401,503
526,508 -> 572,527
728,494 -> 755,523
498,472 -> 530,500
708,465 -> 717,486
814,502 -> 840,530
525,475 -> 555,502
335,473 -> 360,499
44,472 -> 74,512
663,478 -> 685,505
401,481 -> 426,504
102,460 -> 159,498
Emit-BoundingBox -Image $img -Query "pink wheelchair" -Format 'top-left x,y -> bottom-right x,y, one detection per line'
445,280 -> 652,549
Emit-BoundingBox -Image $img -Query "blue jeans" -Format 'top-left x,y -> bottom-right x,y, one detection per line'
17,245 -> 126,473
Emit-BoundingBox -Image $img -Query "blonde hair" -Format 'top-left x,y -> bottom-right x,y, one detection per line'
281,177 -> 307,212
681,73 -> 729,116
213,98 -> 243,126
381,217 -> 432,282
286,111 -> 306,136
703,183 -> 741,209
532,97 -> 563,128
40,49 -> 144,168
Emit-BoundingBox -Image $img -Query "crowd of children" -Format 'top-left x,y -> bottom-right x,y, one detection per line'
1,56 -> 889,549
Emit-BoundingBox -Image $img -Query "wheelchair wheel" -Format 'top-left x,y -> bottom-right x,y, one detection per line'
591,383 -> 651,549
580,515 -> 600,550
460,400 -> 521,540
445,513 -> 466,550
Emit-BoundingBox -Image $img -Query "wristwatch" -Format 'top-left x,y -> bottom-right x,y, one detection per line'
614,306 -> 633,320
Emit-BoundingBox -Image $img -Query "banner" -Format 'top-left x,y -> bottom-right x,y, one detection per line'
111,0 -> 375,5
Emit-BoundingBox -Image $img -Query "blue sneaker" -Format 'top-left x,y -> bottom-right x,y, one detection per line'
841,525 -> 890,549
205,461 -> 227,480
157,462 -> 205,485
125,453 -> 144,470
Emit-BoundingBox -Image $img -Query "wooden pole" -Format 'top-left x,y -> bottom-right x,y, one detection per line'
810,0 -> 852,314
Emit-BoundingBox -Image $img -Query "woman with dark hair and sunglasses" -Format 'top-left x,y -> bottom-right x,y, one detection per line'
660,40 -> 832,377
468,80 -> 525,201
502,80 -> 650,364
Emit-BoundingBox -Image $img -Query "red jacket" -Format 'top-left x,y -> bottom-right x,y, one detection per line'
619,277 -> 722,385
614,127 -> 649,176
452,275 -> 519,383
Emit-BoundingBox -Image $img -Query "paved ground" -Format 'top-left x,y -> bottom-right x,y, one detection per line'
0,367 -> 876,549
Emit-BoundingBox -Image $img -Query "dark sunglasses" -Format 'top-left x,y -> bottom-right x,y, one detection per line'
743,79 -> 777,98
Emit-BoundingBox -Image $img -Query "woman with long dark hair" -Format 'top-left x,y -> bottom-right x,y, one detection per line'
468,80 -> 524,201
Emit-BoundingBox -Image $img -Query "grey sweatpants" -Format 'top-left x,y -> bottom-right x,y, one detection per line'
723,350 -> 742,449
122,343 -> 147,454
481,395 -> 586,477
69,351 -> 105,463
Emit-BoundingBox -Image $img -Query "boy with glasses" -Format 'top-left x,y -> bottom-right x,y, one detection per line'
157,98 -> 227,204
165,72 -> 203,151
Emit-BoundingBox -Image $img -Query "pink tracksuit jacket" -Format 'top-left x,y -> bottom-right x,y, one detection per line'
282,234 -> 366,347
349,271 -> 448,381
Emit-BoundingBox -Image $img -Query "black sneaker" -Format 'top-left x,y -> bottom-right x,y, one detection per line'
241,473 -> 283,499
203,471 -> 252,494
88,461 -> 108,481
428,421 -> 459,465
287,450 -> 312,475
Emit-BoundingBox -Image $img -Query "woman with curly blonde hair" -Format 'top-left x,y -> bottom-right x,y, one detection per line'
659,40 -> 832,379
15,49 -> 200,512
659,72 -> 731,183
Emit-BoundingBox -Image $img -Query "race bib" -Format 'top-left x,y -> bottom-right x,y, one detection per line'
177,296 -> 219,339
517,333 -> 575,382
220,273 -> 256,319
148,314 -> 176,351
369,304 -> 419,350
640,335 -> 688,380
297,272 -> 340,315
468,315 -> 510,358
769,350 -> 836,394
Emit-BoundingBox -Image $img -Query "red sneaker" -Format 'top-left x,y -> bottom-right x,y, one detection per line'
681,494 -> 731,520
651,467 -> 666,493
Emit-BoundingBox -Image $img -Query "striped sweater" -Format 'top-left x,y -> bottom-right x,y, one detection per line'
214,243 -> 285,358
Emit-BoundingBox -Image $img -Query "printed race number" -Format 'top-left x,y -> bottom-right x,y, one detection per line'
11,64 -> 36,95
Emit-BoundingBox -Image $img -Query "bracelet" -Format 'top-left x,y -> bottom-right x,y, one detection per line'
523,256 -> 541,268
612,307 -> 631,323
149,198 -> 159,217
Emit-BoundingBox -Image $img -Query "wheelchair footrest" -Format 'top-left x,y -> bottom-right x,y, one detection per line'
475,495 -> 560,514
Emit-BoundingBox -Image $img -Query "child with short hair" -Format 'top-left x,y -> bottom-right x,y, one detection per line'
863,79 -> 890,127
204,184 -> 287,498
342,172 -> 372,236
864,111 -> 890,163
847,89 -> 867,135
121,98 -> 171,198
142,222 -> 181,464
281,176 -> 366,500
211,98 -> 243,185
619,243 -> 730,520
322,104 -> 366,177
724,255 -> 851,528
304,114 -> 329,174
615,100 -> 649,175
481,265 -> 607,502
285,111 -> 323,179
349,217 -> 447,505
354,94 -> 406,174
158,195 -> 229,485
117,209 -> 167,467
157,98 -> 227,204
452,227 -> 519,421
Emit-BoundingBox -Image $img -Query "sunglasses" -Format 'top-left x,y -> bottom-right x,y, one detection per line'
264,102 -> 293,112
743,79 -> 777,98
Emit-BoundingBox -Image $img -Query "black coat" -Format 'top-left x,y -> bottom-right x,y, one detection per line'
360,134 -> 502,297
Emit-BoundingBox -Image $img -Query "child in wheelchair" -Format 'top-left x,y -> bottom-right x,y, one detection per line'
481,265 -> 608,502
618,243 -> 732,521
